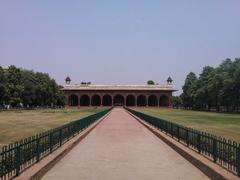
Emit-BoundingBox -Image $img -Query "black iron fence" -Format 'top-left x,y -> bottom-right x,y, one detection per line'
0,108 -> 112,179
126,108 -> 240,176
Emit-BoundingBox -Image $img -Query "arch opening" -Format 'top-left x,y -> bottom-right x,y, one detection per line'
159,95 -> 169,107
126,95 -> 135,106
69,94 -> 78,106
91,95 -> 101,106
102,95 -> 112,106
113,95 -> 124,106
137,95 -> 147,106
148,95 -> 158,106
80,95 -> 90,106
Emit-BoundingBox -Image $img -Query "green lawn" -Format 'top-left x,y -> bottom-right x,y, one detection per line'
0,107 -> 107,147
133,108 -> 240,143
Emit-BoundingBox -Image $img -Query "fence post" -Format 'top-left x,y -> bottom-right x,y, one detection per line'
68,126 -> 70,141
237,144 -> 240,177
171,123 -> 173,137
73,123 -> 76,137
60,129 -> 62,146
50,132 -> 53,153
165,122 -> 167,134
36,136 -> 40,162
186,129 -> 189,146
16,144 -> 21,176
0,147 -> 3,177
212,137 -> 217,163
197,133 -> 201,153
177,126 -> 180,142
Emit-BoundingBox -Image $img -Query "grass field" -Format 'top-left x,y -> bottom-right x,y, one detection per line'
0,107 -> 107,147
2,107 -> 240,147
134,108 -> 240,143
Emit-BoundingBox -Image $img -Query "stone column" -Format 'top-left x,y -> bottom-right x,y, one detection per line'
146,95 -> 149,107
123,95 -> 126,107
89,96 -> 92,107
169,95 -> 173,108
78,95 -> 81,109
100,95 -> 103,107
111,96 -> 114,106
158,95 -> 160,108
65,94 -> 69,108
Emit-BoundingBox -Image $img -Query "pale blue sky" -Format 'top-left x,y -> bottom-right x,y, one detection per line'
0,1 -> 240,94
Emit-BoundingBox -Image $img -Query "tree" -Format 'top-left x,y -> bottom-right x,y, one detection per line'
20,70 -> 37,107
182,72 -> 198,109
0,66 -> 7,105
0,65 -> 65,108
6,65 -> 24,106
194,66 -> 214,110
55,86 -> 65,106
181,57 -> 240,112
147,80 -> 155,85
173,96 -> 182,108
231,58 -> 240,111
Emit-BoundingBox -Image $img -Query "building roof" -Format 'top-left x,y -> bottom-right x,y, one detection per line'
62,84 -> 177,91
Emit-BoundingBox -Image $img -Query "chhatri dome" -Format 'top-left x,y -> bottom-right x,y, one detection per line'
65,75 -> 71,84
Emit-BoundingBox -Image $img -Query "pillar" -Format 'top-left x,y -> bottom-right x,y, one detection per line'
111,96 -> 114,106
78,95 -> 81,108
146,95 -> 149,107
100,95 -> 103,107
158,96 -> 160,108
89,96 -> 92,107
65,94 -> 69,108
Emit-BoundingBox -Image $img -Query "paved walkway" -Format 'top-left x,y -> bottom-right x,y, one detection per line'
42,108 -> 209,180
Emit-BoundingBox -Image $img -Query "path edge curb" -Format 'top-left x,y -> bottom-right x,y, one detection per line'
14,109 -> 112,180
125,109 -> 239,180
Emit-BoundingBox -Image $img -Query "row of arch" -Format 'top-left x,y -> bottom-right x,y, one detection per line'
68,94 -> 169,107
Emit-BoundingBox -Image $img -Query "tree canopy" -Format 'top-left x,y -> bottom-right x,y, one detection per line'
0,65 -> 64,108
147,80 -> 155,85
179,58 -> 240,112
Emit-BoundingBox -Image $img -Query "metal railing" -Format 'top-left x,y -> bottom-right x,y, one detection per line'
0,108 -> 112,179
126,108 -> 240,176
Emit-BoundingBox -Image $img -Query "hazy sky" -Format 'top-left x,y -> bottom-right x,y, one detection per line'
0,1 -> 240,95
